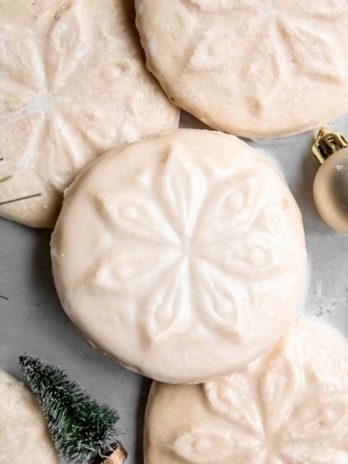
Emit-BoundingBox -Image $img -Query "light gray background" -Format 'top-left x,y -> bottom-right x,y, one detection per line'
0,111 -> 348,463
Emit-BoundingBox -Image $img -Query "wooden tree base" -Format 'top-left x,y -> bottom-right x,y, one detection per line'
96,443 -> 127,464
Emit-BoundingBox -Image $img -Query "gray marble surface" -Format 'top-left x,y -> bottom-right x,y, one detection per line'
0,112 -> 348,464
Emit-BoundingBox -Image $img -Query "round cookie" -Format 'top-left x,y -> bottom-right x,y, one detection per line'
0,0 -> 179,228
0,370 -> 58,464
144,319 -> 348,464
135,0 -> 348,139
51,129 -> 307,384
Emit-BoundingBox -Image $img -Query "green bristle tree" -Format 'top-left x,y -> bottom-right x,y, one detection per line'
19,354 -> 126,464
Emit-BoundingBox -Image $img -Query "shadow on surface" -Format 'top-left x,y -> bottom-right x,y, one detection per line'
28,228 -> 80,354
135,377 -> 151,463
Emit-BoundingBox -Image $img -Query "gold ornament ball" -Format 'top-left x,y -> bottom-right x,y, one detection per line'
313,130 -> 348,234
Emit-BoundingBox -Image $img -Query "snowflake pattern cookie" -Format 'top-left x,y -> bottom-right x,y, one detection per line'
136,0 -> 348,138
0,370 -> 58,464
51,130 -> 307,383
0,0 -> 178,228
144,320 -> 348,464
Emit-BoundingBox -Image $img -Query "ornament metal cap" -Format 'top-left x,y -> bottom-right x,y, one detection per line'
312,128 -> 348,165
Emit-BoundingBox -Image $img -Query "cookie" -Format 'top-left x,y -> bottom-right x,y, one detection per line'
144,319 -> 348,464
0,0 -> 179,228
0,370 -> 58,464
51,129 -> 307,383
135,0 -> 348,139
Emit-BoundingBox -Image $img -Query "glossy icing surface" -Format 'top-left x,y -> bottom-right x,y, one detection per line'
0,370 -> 58,464
0,0 -> 178,228
145,320 -> 348,463
52,130 -> 307,383
136,0 -> 348,138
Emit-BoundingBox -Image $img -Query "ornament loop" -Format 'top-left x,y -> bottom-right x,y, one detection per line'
312,127 -> 348,164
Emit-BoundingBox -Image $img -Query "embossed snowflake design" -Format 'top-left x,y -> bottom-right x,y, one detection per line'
91,147 -> 297,345
171,327 -> 348,463
0,2 -> 174,194
189,0 -> 347,108
2,4 -> 106,189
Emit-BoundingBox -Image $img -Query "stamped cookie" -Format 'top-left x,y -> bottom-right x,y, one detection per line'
136,0 -> 348,139
51,130 -> 307,383
0,370 -> 58,464
144,319 -> 348,464
0,0 -> 179,228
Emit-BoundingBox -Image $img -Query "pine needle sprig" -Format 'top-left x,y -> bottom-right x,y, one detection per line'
0,159 -> 42,205
0,175 -> 12,183
0,192 -> 42,206
19,354 -> 120,464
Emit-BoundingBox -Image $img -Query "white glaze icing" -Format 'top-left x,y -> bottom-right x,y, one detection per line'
0,370 -> 58,464
135,0 -> 348,138
144,320 -> 348,464
51,130 -> 307,383
0,0 -> 178,228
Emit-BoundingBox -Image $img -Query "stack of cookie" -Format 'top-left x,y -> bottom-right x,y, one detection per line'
1,1 -> 348,463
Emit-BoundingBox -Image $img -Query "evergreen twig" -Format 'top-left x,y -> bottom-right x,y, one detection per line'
0,158 -> 41,205
0,192 -> 42,206
0,175 -> 12,183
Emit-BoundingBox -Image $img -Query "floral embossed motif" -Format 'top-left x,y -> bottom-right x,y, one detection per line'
90,146 -> 296,345
0,0 -> 177,226
172,324 -> 348,463
2,1 -> 149,189
188,0 -> 346,109
1,3 -> 96,189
